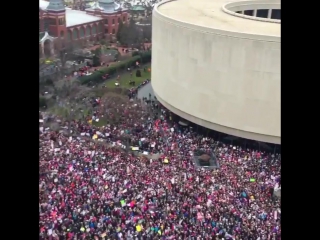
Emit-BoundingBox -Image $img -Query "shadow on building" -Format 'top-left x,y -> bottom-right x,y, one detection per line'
164,106 -> 281,154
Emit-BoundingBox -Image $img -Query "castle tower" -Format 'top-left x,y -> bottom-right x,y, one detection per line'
46,0 -> 67,41
98,0 -> 117,10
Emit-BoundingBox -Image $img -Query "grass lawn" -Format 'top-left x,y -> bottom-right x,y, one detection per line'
92,118 -> 109,127
103,64 -> 151,89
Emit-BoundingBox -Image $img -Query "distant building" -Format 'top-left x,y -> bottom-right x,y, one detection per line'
86,0 -> 129,34
39,0 -> 129,57
131,5 -> 146,16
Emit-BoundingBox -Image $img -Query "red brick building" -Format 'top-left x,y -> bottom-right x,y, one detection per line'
39,0 -> 129,57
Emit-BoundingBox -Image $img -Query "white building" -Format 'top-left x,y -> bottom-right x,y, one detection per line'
151,0 -> 280,144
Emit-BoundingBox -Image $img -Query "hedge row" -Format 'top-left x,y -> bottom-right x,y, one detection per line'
79,51 -> 152,85
39,97 -> 47,108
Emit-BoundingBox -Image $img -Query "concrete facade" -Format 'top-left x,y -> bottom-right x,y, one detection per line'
152,0 -> 280,144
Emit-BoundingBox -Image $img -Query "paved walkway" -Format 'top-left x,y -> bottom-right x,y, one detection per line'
137,82 -> 155,99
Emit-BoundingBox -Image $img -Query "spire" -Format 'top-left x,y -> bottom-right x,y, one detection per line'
47,0 -> 65,12
99,0 -> 115,4
98,0 -> 118,12
99,0 -> 115,8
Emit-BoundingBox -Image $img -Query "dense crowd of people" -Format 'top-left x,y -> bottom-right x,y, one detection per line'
39,90 -> 281,240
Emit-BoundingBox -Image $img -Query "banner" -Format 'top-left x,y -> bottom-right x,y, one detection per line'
274,185 -> 281,198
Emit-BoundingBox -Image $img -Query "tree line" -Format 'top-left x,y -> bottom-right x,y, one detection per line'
116,19 -> 151,47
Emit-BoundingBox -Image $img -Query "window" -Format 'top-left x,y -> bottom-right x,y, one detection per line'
112,29 -> 115,34
43,19 -> 51,31
73,29 -> 78,39
67,31 -> 72,41
123,16 -> 126,22
86,26 -> 91,36
92,25 -> 97,34
118,18 -> 120,23
79,28 -> 85,38
104,19 -> 108,24
112,19 -> 115,24
271,9 -> 281,20
243,10 -> 253,16
256,9 -> 268,18
58,18 -> 65,25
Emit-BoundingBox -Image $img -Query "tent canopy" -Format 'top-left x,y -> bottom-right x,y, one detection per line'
199,154 -> 210,161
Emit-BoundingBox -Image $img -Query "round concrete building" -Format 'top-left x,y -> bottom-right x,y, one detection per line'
151,0 -> 280,144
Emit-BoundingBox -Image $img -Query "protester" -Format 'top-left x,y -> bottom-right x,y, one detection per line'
39,93 -> 281,240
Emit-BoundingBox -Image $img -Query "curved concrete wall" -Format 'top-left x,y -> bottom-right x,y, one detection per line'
225,0 -> 280,12
151,1 -> 281,144
223,0 -> 281,23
